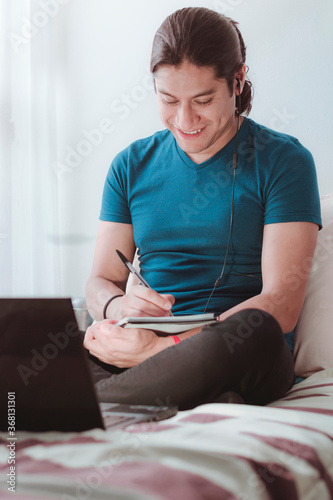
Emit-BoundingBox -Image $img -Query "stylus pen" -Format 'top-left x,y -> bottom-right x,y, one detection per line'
116,249 -> 174,316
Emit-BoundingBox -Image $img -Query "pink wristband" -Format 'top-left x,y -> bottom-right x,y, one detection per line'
171,335 -> 181,344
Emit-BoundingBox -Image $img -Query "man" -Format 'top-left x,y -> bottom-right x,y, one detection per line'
84,7 -> 321,410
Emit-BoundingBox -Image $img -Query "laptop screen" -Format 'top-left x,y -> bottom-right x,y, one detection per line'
0,298 -> 104,432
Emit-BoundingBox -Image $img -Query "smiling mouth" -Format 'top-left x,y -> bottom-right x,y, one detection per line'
180,129 -> 202,135
176,127 -> 206,139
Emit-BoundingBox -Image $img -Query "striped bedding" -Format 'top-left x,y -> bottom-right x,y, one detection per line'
1,368 -> 332,500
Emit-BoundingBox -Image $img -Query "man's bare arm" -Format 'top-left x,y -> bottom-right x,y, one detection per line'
217,221 -> 319,333
86,221 -> 174,321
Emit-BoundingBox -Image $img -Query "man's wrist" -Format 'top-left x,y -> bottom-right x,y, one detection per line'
103,294 -> 124,320
155,335 -> 176,353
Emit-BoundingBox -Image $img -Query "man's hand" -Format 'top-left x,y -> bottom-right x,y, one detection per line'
107,285 -> 175,321
83,320 -> 173,368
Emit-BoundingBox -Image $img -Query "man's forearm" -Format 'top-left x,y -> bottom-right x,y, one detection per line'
85,276 -> 125,322
153,289 -> 299,358
217,291 -> 299,334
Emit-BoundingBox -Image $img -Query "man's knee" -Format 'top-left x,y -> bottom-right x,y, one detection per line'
202,308 -> 284,356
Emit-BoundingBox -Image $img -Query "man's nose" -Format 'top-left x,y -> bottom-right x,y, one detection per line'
175,103 -> 199,130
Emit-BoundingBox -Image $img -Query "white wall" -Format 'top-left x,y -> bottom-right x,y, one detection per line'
6,0 -> 333,298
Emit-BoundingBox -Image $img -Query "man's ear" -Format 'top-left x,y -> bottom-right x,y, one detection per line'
234,65 -> 247,94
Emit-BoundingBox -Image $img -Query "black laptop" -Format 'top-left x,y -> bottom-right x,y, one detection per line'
0,298 -> 177,432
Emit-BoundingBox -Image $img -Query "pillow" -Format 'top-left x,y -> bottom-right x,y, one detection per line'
293,193 -> 333,377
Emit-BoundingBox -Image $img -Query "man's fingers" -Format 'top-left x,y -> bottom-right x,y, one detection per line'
122,303 -> 171,317
126,286 -> 175,316
161,293 -> 176,309
132,285 -> 171,307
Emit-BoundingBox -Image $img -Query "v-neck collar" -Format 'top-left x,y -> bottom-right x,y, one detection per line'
175,117 -> 249,171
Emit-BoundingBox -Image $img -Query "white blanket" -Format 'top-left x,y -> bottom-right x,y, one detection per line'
1,369 -> 333,500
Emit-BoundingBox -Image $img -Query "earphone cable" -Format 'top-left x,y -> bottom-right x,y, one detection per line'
203,165 -> 236,313
203,111 -> 240,313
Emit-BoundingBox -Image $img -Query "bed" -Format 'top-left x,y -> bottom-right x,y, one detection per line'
1,194 -> 332,500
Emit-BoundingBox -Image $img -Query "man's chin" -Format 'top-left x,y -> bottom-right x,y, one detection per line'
175,140 -> 207,156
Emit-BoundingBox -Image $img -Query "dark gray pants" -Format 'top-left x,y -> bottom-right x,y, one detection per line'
87,309 -> 295,411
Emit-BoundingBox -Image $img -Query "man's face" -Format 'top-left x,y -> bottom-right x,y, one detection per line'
154,60 -> 240,164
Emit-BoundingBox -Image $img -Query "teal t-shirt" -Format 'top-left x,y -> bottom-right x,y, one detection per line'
100,118 -> 322,350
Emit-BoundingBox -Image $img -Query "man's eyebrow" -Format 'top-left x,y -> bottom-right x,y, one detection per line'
157,88 -> 216,99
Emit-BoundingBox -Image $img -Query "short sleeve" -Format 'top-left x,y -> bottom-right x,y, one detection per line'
99,148 -> 132,224
264,141 -> 322,229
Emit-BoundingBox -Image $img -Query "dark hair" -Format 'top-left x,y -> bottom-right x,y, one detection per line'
150,7 -> 253,115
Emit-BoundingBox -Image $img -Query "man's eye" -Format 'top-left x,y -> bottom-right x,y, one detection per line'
162,97 -> 178,105
196,99 -> 212,106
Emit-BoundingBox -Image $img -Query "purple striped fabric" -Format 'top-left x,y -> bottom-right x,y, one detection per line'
1,370 -> 332,500
13,436 -> 105,451
264,420 -> 333,443
236,457 -> 298,499
282,393 -> 330,401
273,406 -> 333,416
242,433 -> 333,495
285,382 -> 333,397
12,458 -> 236,500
